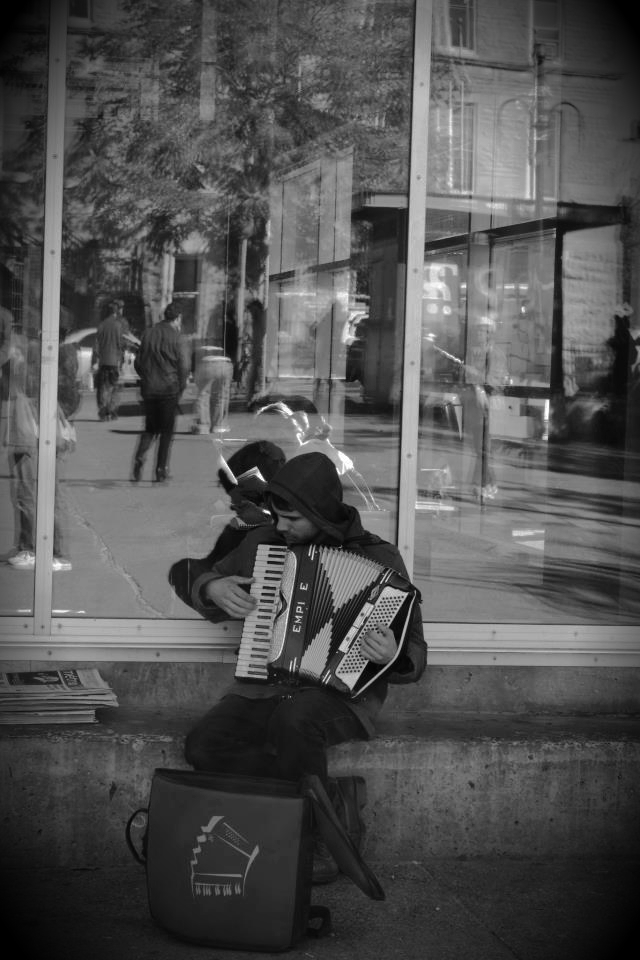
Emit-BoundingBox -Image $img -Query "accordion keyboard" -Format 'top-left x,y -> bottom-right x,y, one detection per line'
235,544 -> 288,680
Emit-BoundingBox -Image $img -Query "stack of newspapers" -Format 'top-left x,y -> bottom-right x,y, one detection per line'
0,668 -> 119,724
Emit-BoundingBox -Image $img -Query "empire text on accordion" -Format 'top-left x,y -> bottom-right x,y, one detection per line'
236,543 -> 419,697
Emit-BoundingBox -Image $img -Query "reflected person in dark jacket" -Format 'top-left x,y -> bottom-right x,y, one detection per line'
168,440 -> 286,610
95,298 -> 128,421
132,302 -> 189,484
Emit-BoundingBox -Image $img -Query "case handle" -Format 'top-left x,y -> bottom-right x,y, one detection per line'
125,808 -> 148,866
307,904 -> 332,938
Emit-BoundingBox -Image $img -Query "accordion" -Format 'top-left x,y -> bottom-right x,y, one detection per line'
236,543 -> 419,698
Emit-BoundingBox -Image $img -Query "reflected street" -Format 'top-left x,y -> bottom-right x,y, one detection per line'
1,381 -> 638,625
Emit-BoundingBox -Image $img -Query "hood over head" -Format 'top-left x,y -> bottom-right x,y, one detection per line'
266,452 -> 354,544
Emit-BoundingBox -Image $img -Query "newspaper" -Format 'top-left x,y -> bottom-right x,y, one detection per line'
0,668 -> 118,724
0,710 -> 100,724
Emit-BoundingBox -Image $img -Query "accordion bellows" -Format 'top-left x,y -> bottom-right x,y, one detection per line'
237,543 -> 418,697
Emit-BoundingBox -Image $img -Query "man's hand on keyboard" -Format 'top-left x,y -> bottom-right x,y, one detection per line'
203,576 -> 257,618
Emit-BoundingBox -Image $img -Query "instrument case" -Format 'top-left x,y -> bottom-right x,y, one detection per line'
126,768 -> 384,952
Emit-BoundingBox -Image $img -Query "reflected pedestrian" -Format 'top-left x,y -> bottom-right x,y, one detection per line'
243,299 -> 266,403
5,333 -> 39,569
52,326 -> 81,572
94,298 -> 127,421
132,302 -> 189,484
168,440 -> 285,612
5,330 -> 75,571
462,315 -> 508,502
191,343 -> 233,435
605,303 -> 638,446
606,304 -> 637,398
0,303 -> 13,402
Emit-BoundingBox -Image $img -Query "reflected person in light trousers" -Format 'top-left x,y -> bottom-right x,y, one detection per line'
191,345 -> 233,434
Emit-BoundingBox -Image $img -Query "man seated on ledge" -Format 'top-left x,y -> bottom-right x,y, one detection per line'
185,451 -> 427,884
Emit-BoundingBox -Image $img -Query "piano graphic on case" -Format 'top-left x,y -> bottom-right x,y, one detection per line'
190,814 -> 260,898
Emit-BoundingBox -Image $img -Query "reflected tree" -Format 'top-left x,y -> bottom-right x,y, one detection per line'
1,0 -> 461,355
0,17 -> 48,251
62,0 -> 416,304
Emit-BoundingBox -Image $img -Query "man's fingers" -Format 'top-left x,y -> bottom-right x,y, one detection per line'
360,626 -> 397,664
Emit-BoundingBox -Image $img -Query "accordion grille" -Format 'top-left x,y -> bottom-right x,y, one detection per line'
297,546 -> 383,680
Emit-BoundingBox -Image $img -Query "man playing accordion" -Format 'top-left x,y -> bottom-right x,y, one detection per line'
186,451 -> 427,883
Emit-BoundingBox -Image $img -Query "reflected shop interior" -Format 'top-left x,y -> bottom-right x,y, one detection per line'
0,0 -> 639,647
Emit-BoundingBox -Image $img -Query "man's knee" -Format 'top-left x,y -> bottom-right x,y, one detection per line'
184,723 -> 227,770
184,726 -> 205,768
268,695 -> 325,746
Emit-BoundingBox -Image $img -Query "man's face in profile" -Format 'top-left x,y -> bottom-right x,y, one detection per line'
273,507 -> 320,546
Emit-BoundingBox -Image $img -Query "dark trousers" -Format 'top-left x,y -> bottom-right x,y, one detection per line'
134,394 -> 179,476
184,690 -> 368,790
96,365 -> 119,418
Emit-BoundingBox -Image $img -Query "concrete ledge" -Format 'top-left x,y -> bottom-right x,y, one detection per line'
1,710 -> 639,868
6,663 -> 640,716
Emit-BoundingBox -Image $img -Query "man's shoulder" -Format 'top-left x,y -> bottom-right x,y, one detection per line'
98,316 -> 121,335
210,523 -> 279,578
241,524 -> 281,552
344,533 -> 406,573
153,322 -> 181,346
343,527 -> 390,550
140,324 -> 166,348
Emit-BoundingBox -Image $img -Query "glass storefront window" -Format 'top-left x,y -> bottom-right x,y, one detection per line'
414,0 -> 640,624
45,0 -> 414,619
0,4 -> 48,614
0,0 -> 638,656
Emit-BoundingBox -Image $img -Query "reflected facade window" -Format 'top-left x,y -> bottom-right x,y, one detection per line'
415,0 -> 640,624
0,0 -> 638,645
449,0 -> 475,51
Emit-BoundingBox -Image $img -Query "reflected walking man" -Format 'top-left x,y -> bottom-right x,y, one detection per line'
132,302 -> 189,484
94,298 -> 128,421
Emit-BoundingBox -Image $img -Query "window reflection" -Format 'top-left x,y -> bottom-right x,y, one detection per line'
0,7 -> 47,613
415,0 -> 640,624
1,0 -> 638,633
49,0 -> 413,618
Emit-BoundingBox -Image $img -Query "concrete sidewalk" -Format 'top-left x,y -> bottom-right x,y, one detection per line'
1,859 -> 639,960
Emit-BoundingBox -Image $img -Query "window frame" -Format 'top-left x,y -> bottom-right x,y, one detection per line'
0,0 -> 638,668
532,0 -> 562,62
448,0 -> 475,53
68,0 -> 92,27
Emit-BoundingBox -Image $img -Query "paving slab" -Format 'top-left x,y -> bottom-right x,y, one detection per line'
1,859 -> 638,960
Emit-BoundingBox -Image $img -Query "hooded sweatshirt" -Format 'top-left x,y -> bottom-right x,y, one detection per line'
267,451 -> 356,543
191,451 -> 427,734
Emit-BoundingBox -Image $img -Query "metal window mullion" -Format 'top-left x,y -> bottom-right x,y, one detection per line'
34,0 -> 67,633
397,0 -> 432,578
